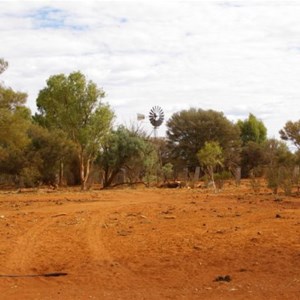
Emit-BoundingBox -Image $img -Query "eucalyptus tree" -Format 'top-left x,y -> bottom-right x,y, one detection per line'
166,108 -> 240,170
0,58 -> 33,184
0,58 -> 8,75
197,141 -> 224,192
27,125 -> 76,186
264,139 -> 295,195
35,71 -> 114,190
237,113 -> 267,146
280,120 -> 300,149
99,125 -> 159,188
237,113 -> 267,177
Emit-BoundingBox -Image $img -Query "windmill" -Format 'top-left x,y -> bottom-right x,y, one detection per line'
149,106 -> 164,138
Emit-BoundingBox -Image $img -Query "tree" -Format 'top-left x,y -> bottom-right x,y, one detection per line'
27,125 -> 75,186
166,108 -> 240,170
98,126 -> 158,188
237,113 -> 267,177
0,58 -> 8,75
0,107 -> 32,185
264,139 -> 295,195
237,113 -> 267,146
162,163 -> 174,182
35,71 -> 114,190
240,141 -> 266,177
279,120 -> 300,149
197,141 -> 224,192
0,59 -> 33,186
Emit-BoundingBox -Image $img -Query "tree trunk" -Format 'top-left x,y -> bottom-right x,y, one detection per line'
59,161 -> 64,187
79,152 -> 91,191
103,168 -> 119,188
208,167 -> 217,193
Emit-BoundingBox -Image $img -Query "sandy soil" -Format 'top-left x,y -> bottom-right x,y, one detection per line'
0,182 -> 299,299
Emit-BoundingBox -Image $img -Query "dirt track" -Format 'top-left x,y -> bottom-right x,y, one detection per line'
0,183 -> 299,299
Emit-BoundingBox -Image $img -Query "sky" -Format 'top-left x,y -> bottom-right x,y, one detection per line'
1,0 -> 300,138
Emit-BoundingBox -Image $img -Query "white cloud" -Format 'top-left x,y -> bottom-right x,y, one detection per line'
1,0 -> 300,137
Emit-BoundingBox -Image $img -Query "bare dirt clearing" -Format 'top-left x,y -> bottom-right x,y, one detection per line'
0,183 -> 299,299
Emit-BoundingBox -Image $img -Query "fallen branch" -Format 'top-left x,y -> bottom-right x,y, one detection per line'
0,272 -> 68,278
51,213 -> 67,218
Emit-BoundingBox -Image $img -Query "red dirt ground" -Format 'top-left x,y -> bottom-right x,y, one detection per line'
0,182 -> 299,299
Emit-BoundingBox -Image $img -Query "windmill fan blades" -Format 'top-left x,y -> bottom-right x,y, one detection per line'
149,106 -> 164,127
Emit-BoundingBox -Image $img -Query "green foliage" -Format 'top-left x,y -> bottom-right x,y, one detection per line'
197,141 -> 224,192
197,141 -> 224,169
223,140 -> 242,175
237,113 -> 267,145
0,63 -> 32,185
19,166 -> 41,188
238,114 -> 267,177
35,71 -> 114,189
266,165 -> 294,196
99,126 -> 158,188
264,139 -> 295,195
249,169 -> 261,194
143,149 -> 160,187
162,163 -> 174,182
27,125 -> 75,185
280,120 -> 300,149
0,58 -> 8,75
166,108 -> 240,170
264,139 -> 294,166
240,141 -> 266,178
0,106 -> 31,151
209,170 -> 232,190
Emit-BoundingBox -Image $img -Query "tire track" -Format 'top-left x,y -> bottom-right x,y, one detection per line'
86,211 -> 113,264
4,218 -> 55,273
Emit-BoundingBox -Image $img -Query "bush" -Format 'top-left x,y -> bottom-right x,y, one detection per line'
266,165 -> 294,196
279,166 -> 293,196
266,167 -> 280,194
214,171 -> 233,190
19,166 -> 41,188
162,163 -> 174,182
249,169 -> 261,194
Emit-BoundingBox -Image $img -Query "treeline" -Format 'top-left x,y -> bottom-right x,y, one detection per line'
1,58 -> 300,192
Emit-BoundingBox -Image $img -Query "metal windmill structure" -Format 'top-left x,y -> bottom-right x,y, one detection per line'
149,106 -> 164,138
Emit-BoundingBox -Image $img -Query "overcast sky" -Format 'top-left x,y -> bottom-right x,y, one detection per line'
1,0 -> 300,137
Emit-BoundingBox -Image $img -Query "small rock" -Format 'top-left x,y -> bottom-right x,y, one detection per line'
193,245 -> 201,250
275,214 -> 281,218
117,230 -> 131,236
214,275 -> 231,282
126,212 -> 137,217
164,215 -> 176,220
274,196 -> 283,202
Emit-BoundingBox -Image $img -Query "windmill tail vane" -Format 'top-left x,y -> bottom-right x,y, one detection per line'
137,113 -> 145,121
